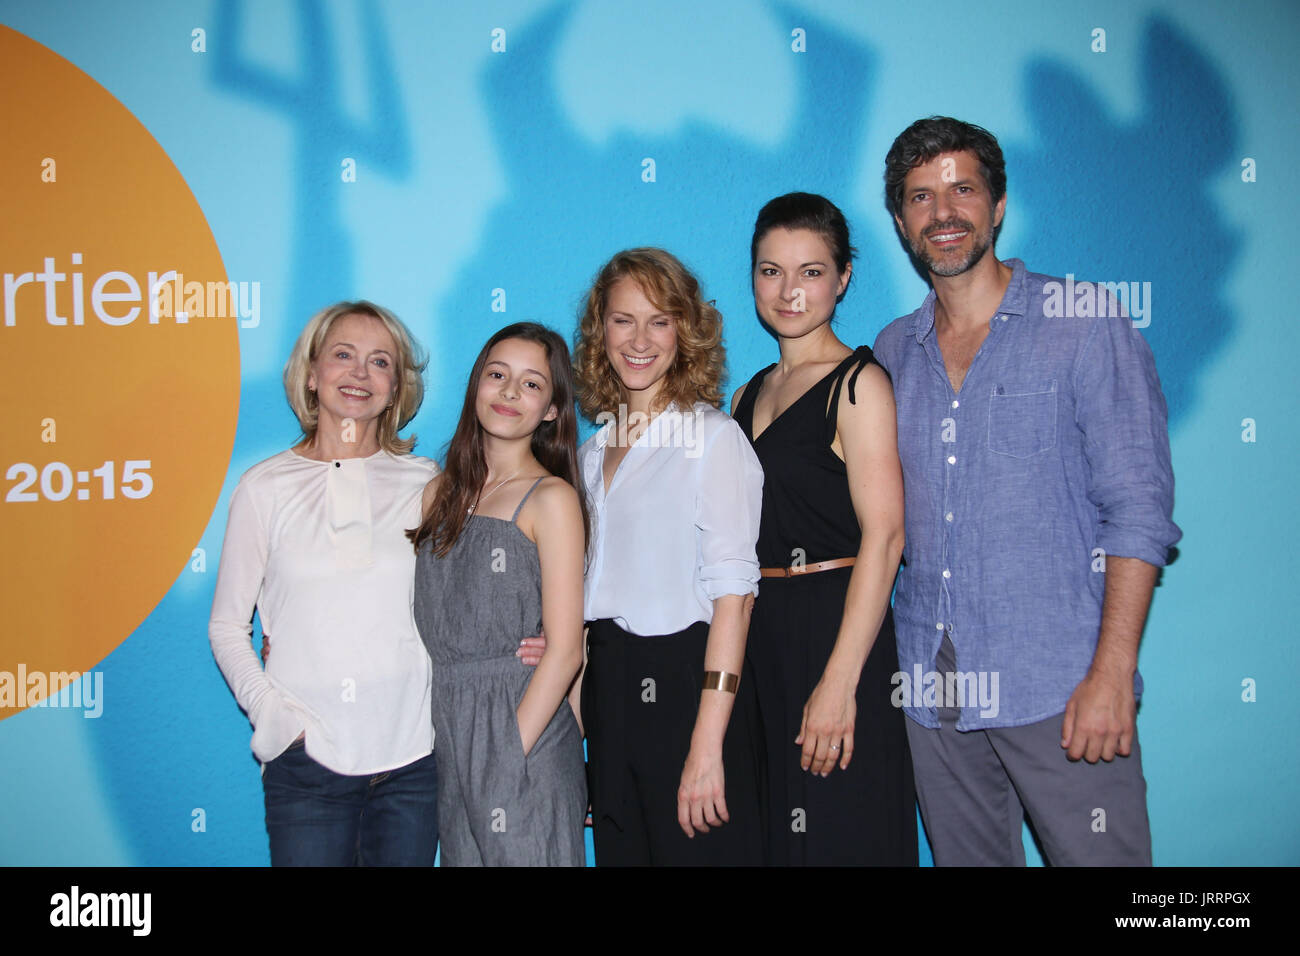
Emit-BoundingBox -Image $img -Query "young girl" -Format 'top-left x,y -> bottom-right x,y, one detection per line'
409,322 -> 588,866
574,248 -> 766,865
732,193 -> 916,865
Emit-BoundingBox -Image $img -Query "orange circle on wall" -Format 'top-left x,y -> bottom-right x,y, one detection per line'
0,26 -> 239,717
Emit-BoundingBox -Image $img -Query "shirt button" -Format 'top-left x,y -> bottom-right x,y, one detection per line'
945,512 -> 954,522
947,455 -> 956,465
935,622 -> 944,631
951,400 -> 959,409
334,461 -> 341,468
942,569 -> 951,579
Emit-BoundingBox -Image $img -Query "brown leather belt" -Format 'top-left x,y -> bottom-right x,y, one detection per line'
759,557 -> 856,578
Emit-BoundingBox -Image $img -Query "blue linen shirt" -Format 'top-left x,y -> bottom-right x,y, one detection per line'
872,259 -> 1181,730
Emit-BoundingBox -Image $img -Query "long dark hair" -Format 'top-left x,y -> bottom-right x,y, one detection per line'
408,322 -> 589,558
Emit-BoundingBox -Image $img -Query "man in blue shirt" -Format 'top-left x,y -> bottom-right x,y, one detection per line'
872,117 -> 1181,865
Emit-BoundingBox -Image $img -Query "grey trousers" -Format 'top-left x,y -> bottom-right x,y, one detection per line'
906,640 -> 1152,866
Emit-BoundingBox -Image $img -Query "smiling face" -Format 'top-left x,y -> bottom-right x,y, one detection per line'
894,149 -> 1006,278
752,227 -> 851,337
475,337 -> 558,440
602,276 -> 678,408
307,312 -> 398,443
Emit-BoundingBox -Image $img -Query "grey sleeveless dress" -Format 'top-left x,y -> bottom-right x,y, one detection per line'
413,478 -> 586,866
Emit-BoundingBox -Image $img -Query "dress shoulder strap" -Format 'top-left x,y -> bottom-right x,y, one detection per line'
511,476 -> 548,523
825,346 -> 881,444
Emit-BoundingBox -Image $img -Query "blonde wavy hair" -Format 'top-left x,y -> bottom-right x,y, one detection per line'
283,300 -> 426,454
573,248 -> 725,419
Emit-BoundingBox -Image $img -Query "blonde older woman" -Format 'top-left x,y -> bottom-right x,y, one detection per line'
209,300 -> 440,866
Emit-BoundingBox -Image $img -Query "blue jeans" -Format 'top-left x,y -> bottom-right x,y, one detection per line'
263,741 -> 439,866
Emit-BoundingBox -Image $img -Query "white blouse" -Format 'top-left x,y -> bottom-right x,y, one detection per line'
209,448 -> 438,775
581,402 -> 763,636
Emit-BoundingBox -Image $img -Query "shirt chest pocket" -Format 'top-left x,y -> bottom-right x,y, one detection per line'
987,381 -> 1057,459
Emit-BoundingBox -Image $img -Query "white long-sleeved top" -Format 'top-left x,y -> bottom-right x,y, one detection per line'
208,448 -> 438,775
580,402 -> 763,636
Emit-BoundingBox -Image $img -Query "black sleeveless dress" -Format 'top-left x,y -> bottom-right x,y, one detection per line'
734,346 -> 918,866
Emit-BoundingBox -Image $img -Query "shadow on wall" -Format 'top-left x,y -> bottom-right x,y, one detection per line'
429,0 -> 887,431
210,0 -> 413,448
213,0 -> 411,319
1006,15 -> 1237,429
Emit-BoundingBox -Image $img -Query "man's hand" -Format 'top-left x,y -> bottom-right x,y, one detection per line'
1061,668 -> 1135,763
1063,556 -> 1155,763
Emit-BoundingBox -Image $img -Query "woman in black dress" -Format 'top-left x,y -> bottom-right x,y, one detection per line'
732,193 -> 917,865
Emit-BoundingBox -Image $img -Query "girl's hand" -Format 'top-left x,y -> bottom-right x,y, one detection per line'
796,676 -> 856,775
677,746 -> 729,837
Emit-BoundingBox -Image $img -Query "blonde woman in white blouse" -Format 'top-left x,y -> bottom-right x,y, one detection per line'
573,249 -> 767,866
209,301 -> 441,866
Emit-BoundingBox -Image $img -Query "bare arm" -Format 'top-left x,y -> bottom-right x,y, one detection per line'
677,592 -> 753,837
799,365 -> 905,775
515,479 -> 585,756
675,416 -> 763,837
567,626 -> 588,736
419,473 -> 440,516
1061,556 -> 1157,762
729,382 -> 748,416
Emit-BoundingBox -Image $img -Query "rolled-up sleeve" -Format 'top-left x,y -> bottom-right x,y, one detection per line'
695,419 -> 764,600
1073,313 -> 1182,566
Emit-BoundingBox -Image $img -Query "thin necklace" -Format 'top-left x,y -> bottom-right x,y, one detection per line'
467,470 -> 521,515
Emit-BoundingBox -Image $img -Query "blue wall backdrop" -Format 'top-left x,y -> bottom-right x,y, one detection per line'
0,0 -> 1296,865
